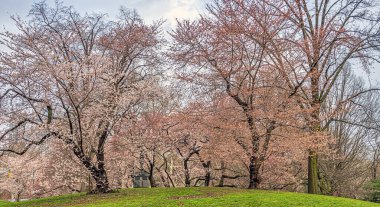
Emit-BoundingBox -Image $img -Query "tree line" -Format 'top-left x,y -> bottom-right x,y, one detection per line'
0,0 -> 380,201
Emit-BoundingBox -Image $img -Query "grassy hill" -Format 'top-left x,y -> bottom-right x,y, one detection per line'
0,187 -> 378,207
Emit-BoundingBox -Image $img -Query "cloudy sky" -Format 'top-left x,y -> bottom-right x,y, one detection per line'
0,0 -> 204,31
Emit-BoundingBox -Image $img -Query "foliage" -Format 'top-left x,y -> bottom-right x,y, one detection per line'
0,1 -> 164,193
365,180 -> 380,203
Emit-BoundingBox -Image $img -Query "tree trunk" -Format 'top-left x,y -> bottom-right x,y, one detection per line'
91,167 -> 110,193
184,158 -> 191,187
156,167 -> 170,187
93,137 -> 111,193
373,162 -> 377,180
372,149 -> 378,180
248,156 -> 261,189
218,161 -> 226,187
164,165 -> 175,187
70,142 -> 111,193
198,154 -> 211,187
149,161 -> 157,187
57,120 -> 112,193
318,168 -> 331,195
204,165 -> 211,187
88,173 -> 92,192
308,150 -> 318,194
16,192 -> 21,202
308,66 -> 321,194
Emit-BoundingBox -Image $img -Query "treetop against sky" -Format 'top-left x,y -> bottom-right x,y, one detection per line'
1,0 -> 379,83
0,0 -> 203,30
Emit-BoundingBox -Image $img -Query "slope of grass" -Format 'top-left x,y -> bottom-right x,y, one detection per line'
0,187 -> 378,207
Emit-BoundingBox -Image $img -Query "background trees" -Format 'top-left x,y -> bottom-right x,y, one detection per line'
317,68 -> 380,197
0,0 -> 380,201
275,0 -> 380,194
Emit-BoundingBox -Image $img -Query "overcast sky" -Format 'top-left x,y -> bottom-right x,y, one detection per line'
0,0 -> 204,31
0,0 -> 379,83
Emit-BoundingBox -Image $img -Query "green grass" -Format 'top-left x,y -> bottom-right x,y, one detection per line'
0,187 -> 378,207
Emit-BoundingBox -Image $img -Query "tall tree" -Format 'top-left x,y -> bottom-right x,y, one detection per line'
0,2 -> 164,193
170,0 -> 294,189
269,0 -> 380,194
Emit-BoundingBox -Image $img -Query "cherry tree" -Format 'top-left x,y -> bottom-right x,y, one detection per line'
169,0 -> 298,189
0,2 -> 164,193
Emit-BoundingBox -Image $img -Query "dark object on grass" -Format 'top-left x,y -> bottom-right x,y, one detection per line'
133,170 -> 151,188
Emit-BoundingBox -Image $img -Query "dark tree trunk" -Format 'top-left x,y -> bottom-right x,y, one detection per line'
203,161 -> 211,187
166,170 -> 176,187
184,158 -> 191,187
16,191 -> 21,202
248,156 -> 261,189
70,147 -> 111,193
177,145 -> 199,187
205,167 -> 211,187
65,127 -> 111,193
92,130 -> 111,193
197,152 -> 211,187
92,168 -> 110,193
373,161 -> 378,180
218,161 -> 226,187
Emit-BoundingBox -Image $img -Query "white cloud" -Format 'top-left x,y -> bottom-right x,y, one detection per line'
164,0 -> 202,26
126,0 -> 203,28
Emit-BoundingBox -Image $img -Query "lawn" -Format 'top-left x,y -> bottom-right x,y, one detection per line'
0,187 -> 378,207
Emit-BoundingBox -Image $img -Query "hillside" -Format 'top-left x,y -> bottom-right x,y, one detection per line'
0,187 -> 378,207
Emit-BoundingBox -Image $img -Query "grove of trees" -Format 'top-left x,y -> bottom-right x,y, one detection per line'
1,0 -> 380,202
